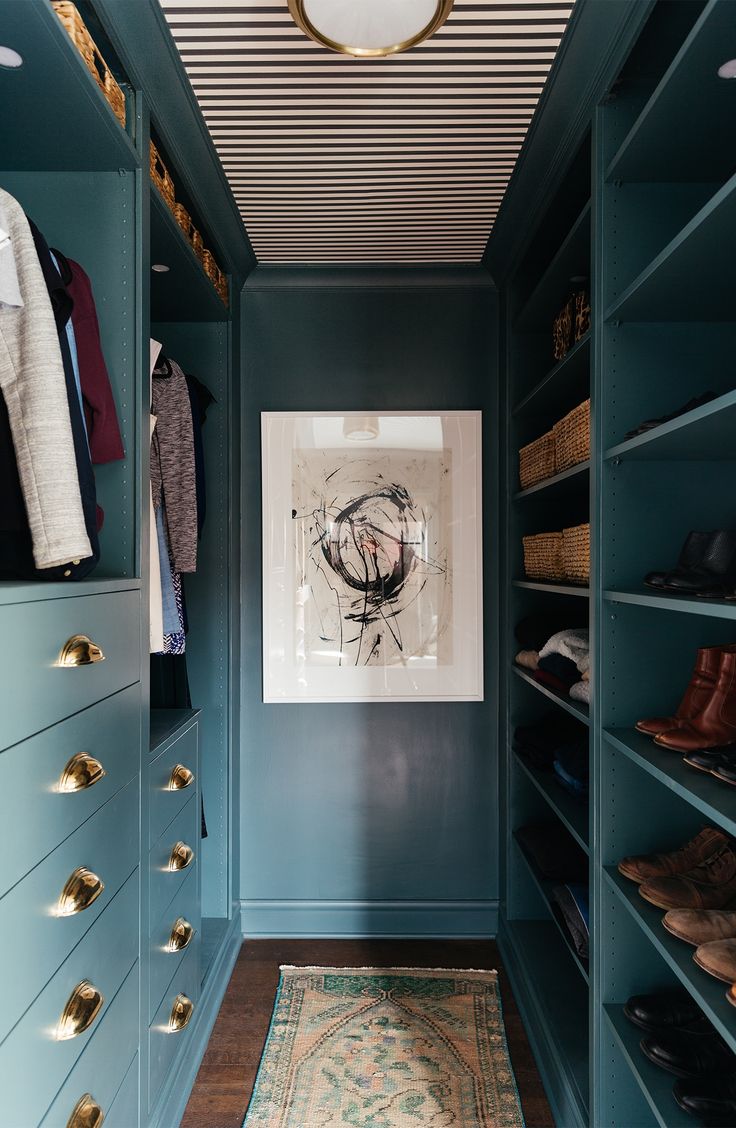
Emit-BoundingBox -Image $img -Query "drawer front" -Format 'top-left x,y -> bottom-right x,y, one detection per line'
0,589 -> 141,751
105,1053 -> 140,1128
0,684 -> 140,897
148,940 -> 200,1114
149,794 -> 198,918
149,866 -> 201,1021
39,963 -> 138,1127
0,869 -> 138,1128
0,776 -> 139,1044
149,721 -> 198,847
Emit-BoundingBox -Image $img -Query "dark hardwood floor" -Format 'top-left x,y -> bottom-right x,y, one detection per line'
182,939 -> 553,1127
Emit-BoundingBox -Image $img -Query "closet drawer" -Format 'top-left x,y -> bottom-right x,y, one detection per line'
105,1052 -> 140,1128
149,719 -> 198,847
149,866 -> 200,1021
38,963 -> 138,1128
0,869 -> 138,1128
0,684 -> 140,897
0,775 -> 139,1045
149,794 -> 198,918
148,940 -> 200,1114
0,589 -> 141,751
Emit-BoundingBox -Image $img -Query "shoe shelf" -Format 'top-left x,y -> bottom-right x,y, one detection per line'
604,867 -> 736,1054
604,589 -> 736,620
512,580 -> 590,598
603,1005 -> 693,1128
514,460 -> 590,503
605,728 -> 736,840
605,387 -> 736,463
606,0 -> 736,185
513,332 -> 591,419
514,201 -> 591,332
513,751 -> 589,852
513,832 -> 590,984
513,665 -> 590,725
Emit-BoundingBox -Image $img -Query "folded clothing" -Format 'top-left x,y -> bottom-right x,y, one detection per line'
515,821 -> 589,883
515,649 -> 539,671
555,737 -> 589,781
551,883 -> 590,959
539,628 -> 590,674
534,668 -> 571,695
538,652 -> 580,687
515,612 -> 586,653
554,760 -> 588,801
513,712 -> 582,770
570,680 -> 590,705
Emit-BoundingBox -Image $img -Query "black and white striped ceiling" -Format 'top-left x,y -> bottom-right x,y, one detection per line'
161,0 -> 574,264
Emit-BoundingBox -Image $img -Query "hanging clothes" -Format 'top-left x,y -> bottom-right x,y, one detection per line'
151,354 -> 198,573
149,339 -> 164,653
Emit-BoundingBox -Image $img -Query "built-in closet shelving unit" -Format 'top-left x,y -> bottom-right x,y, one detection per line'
495,0 -> 736,1123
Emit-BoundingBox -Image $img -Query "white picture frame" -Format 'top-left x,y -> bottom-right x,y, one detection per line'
262,410 -> 483,702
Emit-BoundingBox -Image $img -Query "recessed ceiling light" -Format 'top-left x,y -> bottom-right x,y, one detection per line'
152,263 -> 170,273
0,46 -> 23,69
718,59 -> 736,78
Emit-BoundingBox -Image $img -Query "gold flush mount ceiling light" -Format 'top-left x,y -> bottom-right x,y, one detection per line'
287,0 -> 454,58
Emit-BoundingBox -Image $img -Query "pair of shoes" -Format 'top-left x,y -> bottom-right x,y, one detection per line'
663,909 -> 736,1008
624,988 -> 713,1036
624,391 -> 717,440
674,1075 -> 736,1124
636,645 -> 736,752
644,529 -> 736,598
618,828 -> 736,910
684,747 -> 736,787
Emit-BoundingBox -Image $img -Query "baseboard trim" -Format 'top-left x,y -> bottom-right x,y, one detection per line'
240,898 -> 498,938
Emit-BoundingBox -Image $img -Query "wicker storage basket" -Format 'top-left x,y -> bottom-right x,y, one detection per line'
53,2 -> 126,128
563,523 -> 590,584
202,250 -> 229,306
554,398 -> 590,473
552,297 -> 574,361
574,290 -> 591,340
518,429 -> 555,490
522,532 -> 565,582
150,141 -> 176,211
172,203 -> 203,258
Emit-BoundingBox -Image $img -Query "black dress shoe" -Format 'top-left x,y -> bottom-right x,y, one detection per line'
662,530 -> 736,596
623,990 -> 714,1035
684,748 -> 736,775
640,1030 -> 735,1078
674,1074 -> 736,1122
645,532 -> 712,589
625,392 -> 717,440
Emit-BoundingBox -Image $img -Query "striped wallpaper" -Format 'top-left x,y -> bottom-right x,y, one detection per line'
161,0 -> 574,264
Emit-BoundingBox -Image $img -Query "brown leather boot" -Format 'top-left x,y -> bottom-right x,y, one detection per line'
636,646 -> 729,736
618,827 -> 729,884
639,843 -> 736,910
656,650 -> 736,752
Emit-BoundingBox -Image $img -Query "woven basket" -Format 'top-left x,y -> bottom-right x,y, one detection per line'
563,523 -> 590,584
202,250 -> 229,306
522,532 -> 565,582
574,290 -> 591,341
53,2 -> 126,129
172,203 -> 203,259
554,398 -> 590,473
552,297 -> 574,361
150,141 -> 176,211
518,429 -> 555,490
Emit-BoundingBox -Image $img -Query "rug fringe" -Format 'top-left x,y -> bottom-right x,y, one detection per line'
278,965 -> 499,974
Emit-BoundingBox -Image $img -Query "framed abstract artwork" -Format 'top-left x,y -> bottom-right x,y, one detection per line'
261,411 -> 483,702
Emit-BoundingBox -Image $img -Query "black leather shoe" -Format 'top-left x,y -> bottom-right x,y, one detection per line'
662,530 -> 736,596
624,392 -> 717,440
640,1030 -> 735,1078
623,990 -> 714,1035
645,532 -> 712,589
684,748 -> 736,775
674,1074 -> 736,1122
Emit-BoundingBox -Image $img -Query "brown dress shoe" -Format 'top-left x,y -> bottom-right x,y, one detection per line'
663,908 -> 736,946
617,827 -> 729,884
694,938 -> 736,983
639,843 -> 736,911
656,649 -> 736,752
636,646 -> 726,736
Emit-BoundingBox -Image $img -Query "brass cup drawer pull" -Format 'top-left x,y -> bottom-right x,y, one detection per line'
66,1093 -> 105,1128
167,993 -> 194,1033
57,867 -> 105,917
56,981 -> 104,1040
166,917 -> 195,953
167,763 -> 195,791
167,841 -> 195,872
58,635 -> 106,667
59,752 -> 106,793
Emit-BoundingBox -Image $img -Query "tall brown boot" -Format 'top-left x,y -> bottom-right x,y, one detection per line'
656,649 -> 736,751
636,645 -> 731,736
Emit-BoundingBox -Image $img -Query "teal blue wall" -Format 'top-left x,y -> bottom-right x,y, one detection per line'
240,266 -> 499,937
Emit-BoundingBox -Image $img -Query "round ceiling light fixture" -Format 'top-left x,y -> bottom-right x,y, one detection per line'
287,0 -> 454,58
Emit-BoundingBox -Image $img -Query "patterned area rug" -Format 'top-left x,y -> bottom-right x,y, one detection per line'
243,966 -> 525,1127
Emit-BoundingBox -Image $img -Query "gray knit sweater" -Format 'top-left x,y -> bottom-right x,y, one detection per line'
151,356 -> 197,573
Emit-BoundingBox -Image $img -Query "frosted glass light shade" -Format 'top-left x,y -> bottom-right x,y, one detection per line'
288,0 -> 454,57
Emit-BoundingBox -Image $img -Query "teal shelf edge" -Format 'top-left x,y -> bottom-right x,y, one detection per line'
512,832 -> 590,984
604,867 -> 736,1054
606,728 -> 736,839
603,1005 -> 693,1128
604,589 -> 736,620
513,751 -> 589,852
513,580 -> 590,598
512,665 -> 590,725
603,171 -> 736,322
514,460 -> 590,502
150,189 -> 231,323
499,917 -> 590,1125
605,387 -> 736,462
512,332 -> 591,417
150,707 -> 200,756
515,201 -> 592,331
0,576 -> 140,606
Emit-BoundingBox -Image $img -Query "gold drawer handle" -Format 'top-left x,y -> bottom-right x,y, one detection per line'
58,635 -> 106,667
59,752 -> 106,793
66,1093 -> 105,1128
167,841 -> 194,872
167,763 -> 195,791
57,867 -> 105,917
56,981 -> 104,1040
166,917 -> 195,953
167,993 -> 194,1033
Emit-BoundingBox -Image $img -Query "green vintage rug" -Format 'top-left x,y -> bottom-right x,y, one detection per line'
243,966 -> 525,1127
